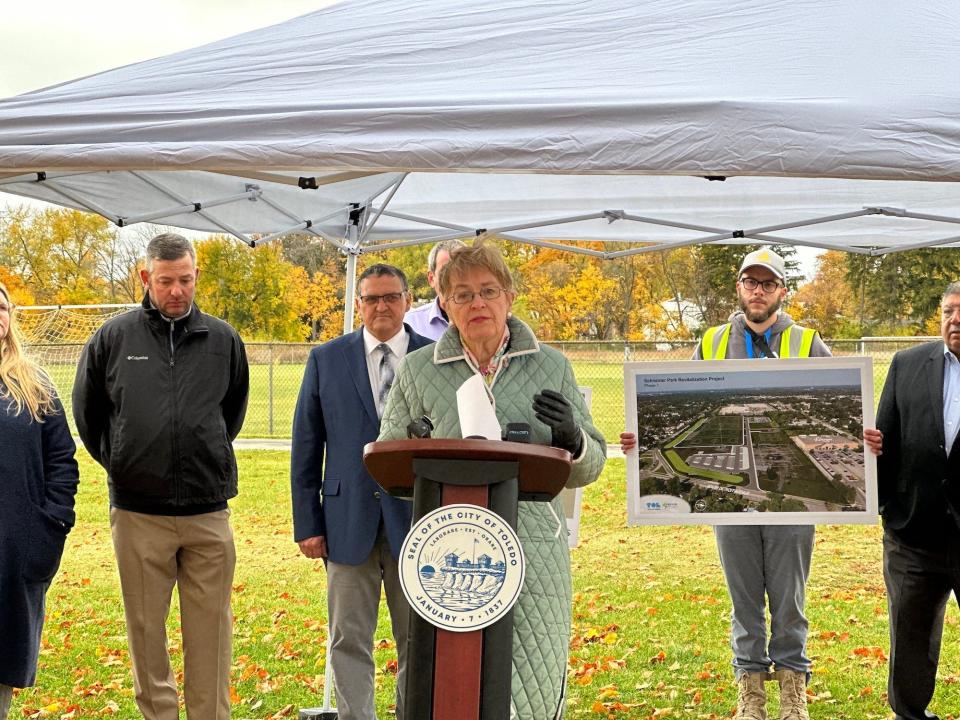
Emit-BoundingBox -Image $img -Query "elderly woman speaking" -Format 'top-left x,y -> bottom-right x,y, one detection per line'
0,283 -> 78,719
379,242 -> 606,719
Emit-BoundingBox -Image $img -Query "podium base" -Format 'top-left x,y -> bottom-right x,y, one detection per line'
299,709 -> 337,719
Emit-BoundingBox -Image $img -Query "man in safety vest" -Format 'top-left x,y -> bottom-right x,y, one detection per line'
700,248 -> 829,720
622,247 -> 829,720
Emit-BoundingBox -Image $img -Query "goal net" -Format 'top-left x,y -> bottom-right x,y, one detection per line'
18,304 -> 137,408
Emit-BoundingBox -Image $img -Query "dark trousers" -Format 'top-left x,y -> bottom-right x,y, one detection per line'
883,530 -> 960,720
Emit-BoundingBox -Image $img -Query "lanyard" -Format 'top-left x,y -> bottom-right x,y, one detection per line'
744,328 -> 776,359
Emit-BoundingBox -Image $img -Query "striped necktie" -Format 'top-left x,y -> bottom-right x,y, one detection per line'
377,343 -> 395,418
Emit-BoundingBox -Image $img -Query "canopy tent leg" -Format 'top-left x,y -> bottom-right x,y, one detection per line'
298,633 -> 337,719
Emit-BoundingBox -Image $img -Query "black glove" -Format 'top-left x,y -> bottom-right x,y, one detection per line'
532,389 -> 583,456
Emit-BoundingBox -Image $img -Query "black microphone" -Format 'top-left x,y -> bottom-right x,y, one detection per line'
503,422 -> 532,443
406,415 -> 434,439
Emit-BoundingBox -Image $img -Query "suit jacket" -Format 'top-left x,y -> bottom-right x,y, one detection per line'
290,324 -> 433,565
876,339 -> 960,546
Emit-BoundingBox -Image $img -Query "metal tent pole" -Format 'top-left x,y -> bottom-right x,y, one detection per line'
299,633 -> 337,719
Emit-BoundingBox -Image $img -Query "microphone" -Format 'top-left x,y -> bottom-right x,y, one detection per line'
406,415 -> 434,439
503,422 -> 532,444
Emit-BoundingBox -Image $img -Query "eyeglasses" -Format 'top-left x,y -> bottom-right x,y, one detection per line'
739,277 -> 783,294
447,287 -> 506,305
358,292 -> 406,306
0,302 -> 13,314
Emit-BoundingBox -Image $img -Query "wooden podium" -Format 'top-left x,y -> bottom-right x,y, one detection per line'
363,439 -> 571,720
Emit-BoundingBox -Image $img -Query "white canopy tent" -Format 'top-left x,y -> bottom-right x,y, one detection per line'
2,0 -> 960,330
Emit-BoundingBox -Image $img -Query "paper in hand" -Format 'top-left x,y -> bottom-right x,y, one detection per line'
456,374 -> 501,440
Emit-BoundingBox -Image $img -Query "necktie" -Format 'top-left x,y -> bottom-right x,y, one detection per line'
377,343 -> 395,418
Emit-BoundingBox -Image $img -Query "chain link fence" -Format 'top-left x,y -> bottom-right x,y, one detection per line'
30,337 -> 933,443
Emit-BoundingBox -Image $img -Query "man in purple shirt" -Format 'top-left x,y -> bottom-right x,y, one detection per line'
403,239 -> 464,341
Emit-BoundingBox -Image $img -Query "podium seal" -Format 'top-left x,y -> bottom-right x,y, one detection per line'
399,503 -> 526,632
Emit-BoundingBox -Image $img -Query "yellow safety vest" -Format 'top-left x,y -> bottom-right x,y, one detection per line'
701,322 -> 817,360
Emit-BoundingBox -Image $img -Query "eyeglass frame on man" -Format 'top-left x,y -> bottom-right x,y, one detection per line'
357,292 -> 407,306
738,276 -> 783,294
446,286 -> 507,305
0,302 -> 14,314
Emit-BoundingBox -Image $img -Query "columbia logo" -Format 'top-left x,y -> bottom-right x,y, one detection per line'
126,355 -> 149,361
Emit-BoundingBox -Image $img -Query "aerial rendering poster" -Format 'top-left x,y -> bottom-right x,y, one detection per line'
623,358 -> 877,525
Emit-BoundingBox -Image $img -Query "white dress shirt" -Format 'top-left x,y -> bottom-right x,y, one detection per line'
943,345 -> 960,455
363,327 -> 409,417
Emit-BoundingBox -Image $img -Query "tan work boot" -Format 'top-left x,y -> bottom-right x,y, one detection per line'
734,672 -> 768,720
774,669 -> 809,720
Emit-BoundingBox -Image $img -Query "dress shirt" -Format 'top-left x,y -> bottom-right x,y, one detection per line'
404,298 -> 448,341
943,345 -> 960,455
363,327 -> 409,417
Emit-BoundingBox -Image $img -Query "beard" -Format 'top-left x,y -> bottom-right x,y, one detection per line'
739,294 -> 782,324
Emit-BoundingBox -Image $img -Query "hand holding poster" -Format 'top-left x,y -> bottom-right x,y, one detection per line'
623,357 -> 877,525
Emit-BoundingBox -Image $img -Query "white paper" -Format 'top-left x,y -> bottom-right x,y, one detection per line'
456,374 -> 501,440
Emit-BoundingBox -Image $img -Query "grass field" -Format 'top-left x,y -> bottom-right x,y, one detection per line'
44,361 -> 631,442
666,448 -> 746,486
10,450 -> 958,719
678,415 -> 744,447
41,350 -> 897,446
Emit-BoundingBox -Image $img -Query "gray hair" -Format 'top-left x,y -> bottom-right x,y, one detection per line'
146,232 -> 196,271
358,263 -> 408,292
428,239 -> 466,273
943,282 -> 960,302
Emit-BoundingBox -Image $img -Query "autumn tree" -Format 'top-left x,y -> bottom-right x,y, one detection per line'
195,236 -> 309,340
790,251 -> 859,338
303,270 -> 344,342
0,265 -> 35,305
845,248 -> 960,335
0,206 -> 122,304
513,246 -> 615,339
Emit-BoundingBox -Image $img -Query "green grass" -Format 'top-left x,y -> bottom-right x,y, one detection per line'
38,348 -> 899,447
678,415 -> 744,447
665,448 -> 746,485
664,417 -> 707,450
11,451 -> 958,718
43,360 -> 629,443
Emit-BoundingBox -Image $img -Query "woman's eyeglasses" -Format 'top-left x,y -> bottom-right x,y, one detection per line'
447,287 -> 506,305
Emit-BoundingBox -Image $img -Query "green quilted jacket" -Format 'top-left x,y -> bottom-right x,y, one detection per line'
379,317 -> 606,719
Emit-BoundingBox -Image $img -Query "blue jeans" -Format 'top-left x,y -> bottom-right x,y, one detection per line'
714,525 -> 814,678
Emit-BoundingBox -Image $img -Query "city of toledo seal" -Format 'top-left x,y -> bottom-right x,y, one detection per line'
399,503 -> 525,632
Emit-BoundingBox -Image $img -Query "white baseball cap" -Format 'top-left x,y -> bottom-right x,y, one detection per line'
738,248 -> 786,280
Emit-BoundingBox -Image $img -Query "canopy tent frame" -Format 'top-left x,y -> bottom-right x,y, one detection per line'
10,167 -> 960,332
10,167 -> 960,260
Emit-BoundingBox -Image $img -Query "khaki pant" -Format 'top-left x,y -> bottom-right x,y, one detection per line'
111,508 -> 235,720
0,684 -> 12,719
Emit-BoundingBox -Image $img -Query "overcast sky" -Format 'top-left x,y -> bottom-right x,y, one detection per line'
0,0 -> 337,97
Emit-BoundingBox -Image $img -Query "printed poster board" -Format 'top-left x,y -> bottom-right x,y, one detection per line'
624,357 -> 877,525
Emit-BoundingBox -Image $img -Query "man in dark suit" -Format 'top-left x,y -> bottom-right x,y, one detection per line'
291,264 -> 432,720
864,281 -> 960,720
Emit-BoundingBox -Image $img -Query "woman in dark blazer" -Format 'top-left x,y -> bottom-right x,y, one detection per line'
0,282 -> 79,718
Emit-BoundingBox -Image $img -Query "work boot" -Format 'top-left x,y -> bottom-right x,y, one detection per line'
734,672 -> 768,720
775,669 -> 809,720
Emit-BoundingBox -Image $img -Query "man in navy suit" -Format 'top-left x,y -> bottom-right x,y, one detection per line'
291,264 -> 432,720
864,281 -> 960,720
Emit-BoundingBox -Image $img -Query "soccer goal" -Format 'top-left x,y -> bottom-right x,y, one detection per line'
19,303 -> 138,412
